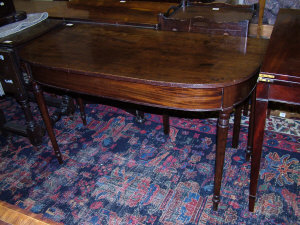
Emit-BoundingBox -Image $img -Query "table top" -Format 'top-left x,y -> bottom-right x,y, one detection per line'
14,0 -> 174,27
260,9 -> 300,81
18,22 -> 268,111
19,22 -> 267,87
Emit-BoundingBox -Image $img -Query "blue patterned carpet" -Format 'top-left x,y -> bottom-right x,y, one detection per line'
0,97 -> 299,225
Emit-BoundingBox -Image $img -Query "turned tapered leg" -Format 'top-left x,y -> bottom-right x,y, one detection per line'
246,89 -> 256,161
17,93 -> 44,146
32,82 -> 63,164
232,104 -> 242,148
163,114 -> 170,135
213,109 -> 231,211
77,97 -> 87,125
249,97 -> 268,212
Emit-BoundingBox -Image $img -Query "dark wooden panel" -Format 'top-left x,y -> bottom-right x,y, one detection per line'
19,22 -> 268,88
159,2 -> 253,37
260,9 -> 300,78
268,84 -> 300,105
14,0 -> 175,27
31,66 -> 223,111
222,71 -> 258,108
250,8 -> 300,212
256,82 -> 270,100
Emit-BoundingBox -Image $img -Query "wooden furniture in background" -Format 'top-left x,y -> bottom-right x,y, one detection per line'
13,0 -> 272,37
158,2 -> 254,36
0,19 -> 64,145
14,0 -> 174,28
18,21 -> 268,210
249,8 -> 300,212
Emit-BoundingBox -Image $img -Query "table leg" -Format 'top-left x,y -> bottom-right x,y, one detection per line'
213,109 -> 231,210
246,89 -> 256,161
77,97 -> 87,125
51,95 -> 75,124
32,82 -> 63,164
0,108 -> 6,134
243,100 -> 249,116
17,93 -> 44,146
135,110 -> 145,123
232,104 -> 242,148
163,114 -> 170,135
249,97 -> 268,212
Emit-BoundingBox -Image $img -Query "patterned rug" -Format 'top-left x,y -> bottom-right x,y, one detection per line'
0,96 -> 299,225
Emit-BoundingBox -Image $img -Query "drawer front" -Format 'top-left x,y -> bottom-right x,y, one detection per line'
0,49 -> 23,95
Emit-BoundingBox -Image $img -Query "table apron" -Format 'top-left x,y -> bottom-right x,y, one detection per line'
223,73 -> 258,108
31,66 -> 224,111
268,84 -> 300,105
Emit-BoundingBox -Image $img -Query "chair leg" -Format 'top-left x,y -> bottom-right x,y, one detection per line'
163,114 -> 169,135
77,97 -> 87,125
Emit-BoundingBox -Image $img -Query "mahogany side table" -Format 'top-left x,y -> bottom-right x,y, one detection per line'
249,8 -> 300,212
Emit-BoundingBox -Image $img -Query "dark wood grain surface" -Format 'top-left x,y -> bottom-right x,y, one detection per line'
14,0 -> 174,27
159,3 -> 253,38
260,9 -> 300,80
250,8 -> 300,212
169,4 -> 253,23
18,23 -> 268,86
18,23 -> 268,111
